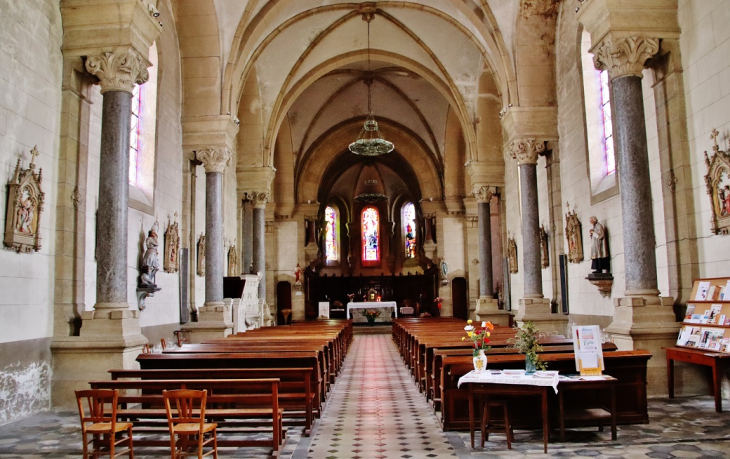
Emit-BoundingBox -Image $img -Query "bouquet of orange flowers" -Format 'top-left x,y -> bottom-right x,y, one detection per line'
462,319 -> 494,357
361,309 -> 381,320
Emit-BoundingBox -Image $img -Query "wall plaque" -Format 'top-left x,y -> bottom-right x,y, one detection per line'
4,146 -> 44,253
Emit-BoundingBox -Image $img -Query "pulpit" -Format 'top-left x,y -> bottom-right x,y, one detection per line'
224,274 -> 260,333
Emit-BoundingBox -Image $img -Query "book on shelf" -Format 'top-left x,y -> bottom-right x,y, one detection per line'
699,328 -> 725,350
709,304 -> 723,324
684,305 -> 696,321
696,281 -> 711,301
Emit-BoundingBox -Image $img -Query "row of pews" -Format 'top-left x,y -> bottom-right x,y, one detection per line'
393,317 -> 652,431
87,319 -> 352,454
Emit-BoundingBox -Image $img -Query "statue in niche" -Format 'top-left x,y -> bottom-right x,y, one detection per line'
228,241 -> 238,277
440,257 -> 449,285
294,263 -> 302,284
565,206 -> 583,263
140,221 -> 160,287
197,233 -> 205,277
589,216 -> 610,273
539,225 -> 549,269
507,236 -> 518,274
705,128 -> 730,234
4,146 -> 44,253
163,215 -> 179,273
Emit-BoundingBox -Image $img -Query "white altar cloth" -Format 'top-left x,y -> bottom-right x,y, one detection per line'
347,301 -> 398,319
457,370 -> 561,393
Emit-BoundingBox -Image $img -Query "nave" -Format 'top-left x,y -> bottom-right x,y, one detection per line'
4,332 -> 730,458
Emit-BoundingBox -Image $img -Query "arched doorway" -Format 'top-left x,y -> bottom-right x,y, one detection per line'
452,277 -> 468,320
276,281 -> 292,325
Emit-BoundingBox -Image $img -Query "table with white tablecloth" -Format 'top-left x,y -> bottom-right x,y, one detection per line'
347,301 -> 398,322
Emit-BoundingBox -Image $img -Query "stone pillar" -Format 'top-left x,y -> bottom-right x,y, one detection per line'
593,36 -> 678,389
511,139 -> 567,335
186,148 -> 234,342
472,186 -> 509,325
51,50 -> 150,406
242,200 -> 253,273
249,192 -> 269,300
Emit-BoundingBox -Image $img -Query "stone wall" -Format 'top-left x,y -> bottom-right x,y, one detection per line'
0,0 -> 62,425
679,0 -> 730,275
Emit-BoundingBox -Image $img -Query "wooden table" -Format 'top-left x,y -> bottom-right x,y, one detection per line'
464,375 -> 553,453
665,346 -> 730,412
557,376 -> 617,441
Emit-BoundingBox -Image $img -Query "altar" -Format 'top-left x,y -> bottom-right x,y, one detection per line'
347,301 -> 398,323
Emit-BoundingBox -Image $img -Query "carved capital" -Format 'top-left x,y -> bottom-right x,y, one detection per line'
509,139 -> 545,165
472,186 -> 497,203
85,51 -> 149,94
195,148 -> 232,174
247,191 -> 270,209
593,36 -> 659,80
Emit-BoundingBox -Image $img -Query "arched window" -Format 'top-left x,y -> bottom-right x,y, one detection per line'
361,206 -> 380,263
129,41 -> 158,212
581,29 -> 618,200
403,202 -> 416,259
325,206 -> 338,263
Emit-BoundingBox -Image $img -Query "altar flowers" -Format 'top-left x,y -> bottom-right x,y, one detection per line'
463,319 -> 494,357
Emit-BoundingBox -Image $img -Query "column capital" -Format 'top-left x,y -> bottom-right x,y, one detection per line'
593,35 -> 659,81
472,186 -> 497,203
247,191 -> 270,209
509,139 -> 545,166
196,148 -> 232,174
85,50 -> 149,94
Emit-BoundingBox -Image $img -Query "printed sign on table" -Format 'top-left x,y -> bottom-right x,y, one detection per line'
572,325 -> 604,376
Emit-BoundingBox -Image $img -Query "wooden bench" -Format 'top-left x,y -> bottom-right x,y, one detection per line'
89,378 -> 284,452
109,367 -> 315,435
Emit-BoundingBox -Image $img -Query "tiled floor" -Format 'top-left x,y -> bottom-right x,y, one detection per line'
2,333 -> 730,458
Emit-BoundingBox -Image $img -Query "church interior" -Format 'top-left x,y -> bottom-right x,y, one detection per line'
2,0 -> 730,457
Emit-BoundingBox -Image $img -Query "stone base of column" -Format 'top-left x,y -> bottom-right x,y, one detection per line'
51,308 -> 147,407
607,295 -> 682,396
474,298 -> 512,326
186,301 -> 233,343
292,292 -> 305,322
515,298 -> 568,337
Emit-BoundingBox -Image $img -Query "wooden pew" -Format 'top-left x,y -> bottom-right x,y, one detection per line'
109,368 -> 315,435
137,351 -> 325,414
89,378 -> 284,452
438,350 -> 652,431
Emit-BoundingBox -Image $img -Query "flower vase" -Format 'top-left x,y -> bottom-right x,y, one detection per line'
367,317 -> 375,326
473,349 -> 488,373
525,355 -> 537,374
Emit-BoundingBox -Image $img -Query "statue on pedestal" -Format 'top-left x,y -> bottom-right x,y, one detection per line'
140,222 -> 160,287
589,216 -> 609,273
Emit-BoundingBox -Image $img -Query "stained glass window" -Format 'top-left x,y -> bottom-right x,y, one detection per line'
403,202 -> 416,259
129,83 -> 141,185
325,206 -> 338,262
599,70 -> 616,175
362,206 -> 379,262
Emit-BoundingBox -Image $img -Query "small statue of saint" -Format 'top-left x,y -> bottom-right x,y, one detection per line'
141,222 -> 160,287
295,263 -> 302,284
589,216 -> 609,274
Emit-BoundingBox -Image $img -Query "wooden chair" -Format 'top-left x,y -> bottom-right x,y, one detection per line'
142,344 -> 150,354
163,389 -> 218,459
481,398 -> 514,449
75,389 -> 134,459
160,338 -> 167,350
281,308 -> 292,325
174,330 -> 191,347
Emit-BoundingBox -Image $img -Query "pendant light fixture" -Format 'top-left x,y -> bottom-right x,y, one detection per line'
348,14 -> 394,157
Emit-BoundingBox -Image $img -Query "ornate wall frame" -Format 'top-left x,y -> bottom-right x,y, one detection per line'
565,208 -> 584,263
4,147 -> 45,253
163,215 -> 180,273
705,129 -> 730,235
508,236 -> 518,274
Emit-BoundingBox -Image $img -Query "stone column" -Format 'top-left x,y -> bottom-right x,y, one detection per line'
186,148 -> 234,342
242,200 -> 253,273
51,50 -> 150,406
249,192 -> 269,300
594,36 -> 678,376
472,186 -> 509,325
511,139 -> 566,335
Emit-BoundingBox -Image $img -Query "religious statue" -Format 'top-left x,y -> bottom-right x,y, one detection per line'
704,128 -> 730,234
294,262 -> 302,284
140,221 -> 160,287
440,257 -> 449,285
197,233 -> 206,277
163,215 -> 179,273
589,216 -> 609,273
539,225 -> 549,269
508,236 -> 518,274
4,146 -> 44,253
228,241 -> 238,277
565,206 -> 584,263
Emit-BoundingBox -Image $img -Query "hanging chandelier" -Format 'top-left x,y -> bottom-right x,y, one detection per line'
348,15 -> 394,157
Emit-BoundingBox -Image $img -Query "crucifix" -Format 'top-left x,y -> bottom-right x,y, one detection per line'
711,128 -> 719,149
29,145 -> 39,169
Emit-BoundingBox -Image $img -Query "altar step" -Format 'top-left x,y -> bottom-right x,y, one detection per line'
353,324 -> 392,334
